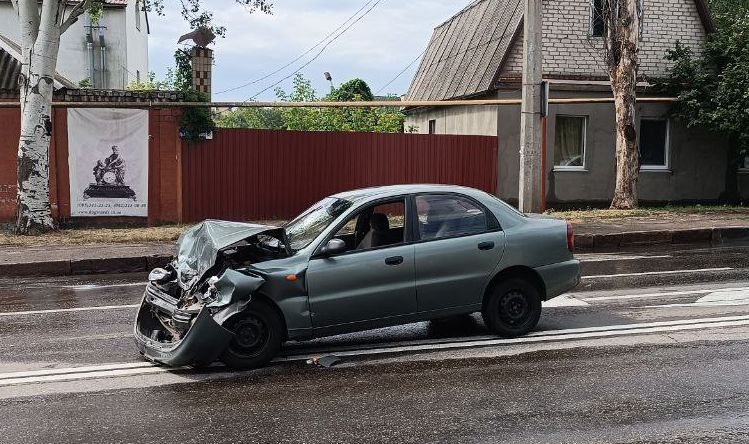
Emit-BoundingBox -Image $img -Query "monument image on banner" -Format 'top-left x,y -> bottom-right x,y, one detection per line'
67,108 -> 148,217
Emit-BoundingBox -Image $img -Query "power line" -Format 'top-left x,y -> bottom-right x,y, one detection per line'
244,0 -> 385,102
215,0 -> 377,95
375,49 -> 426,95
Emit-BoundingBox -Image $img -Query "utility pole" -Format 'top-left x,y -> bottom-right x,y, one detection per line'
518,0 -> 544,213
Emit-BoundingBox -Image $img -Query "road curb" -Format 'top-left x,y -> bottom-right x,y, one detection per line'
575,226 -> 749,252
0,254 -> 172,278
1,227 -> 748,277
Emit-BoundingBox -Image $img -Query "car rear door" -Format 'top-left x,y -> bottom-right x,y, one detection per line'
306,197 -> 417,328
411,193 -> 506,312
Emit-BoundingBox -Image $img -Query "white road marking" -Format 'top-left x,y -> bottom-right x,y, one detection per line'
579,286 -> 749,302
282,316 -> 749,361
3,314 -> 749,386
62,282 -> 145,290
0,304 -> 139,317
0,362 -> 156,380
543,295 -> 590,307
582,267 -> 733,279
579,254 -> 671,263
639,290 -> 749,309
0,367 -> 170,386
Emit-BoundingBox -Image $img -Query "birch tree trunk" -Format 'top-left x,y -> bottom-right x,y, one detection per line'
605,0 -> 641,210
14,0 -> 87,234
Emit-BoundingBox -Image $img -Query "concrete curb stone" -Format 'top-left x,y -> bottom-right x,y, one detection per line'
1,227 -> 748,277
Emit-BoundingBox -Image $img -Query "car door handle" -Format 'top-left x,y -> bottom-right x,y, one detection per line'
478,241 -> 495,251
385,256 -> 404,266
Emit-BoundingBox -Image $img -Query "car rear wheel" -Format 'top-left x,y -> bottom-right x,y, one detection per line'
219,300 -> 284,369
482,278 -> 542,338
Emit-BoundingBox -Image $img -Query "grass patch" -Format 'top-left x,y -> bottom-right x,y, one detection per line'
0,224 -> 194,247
547,205 -> 749,222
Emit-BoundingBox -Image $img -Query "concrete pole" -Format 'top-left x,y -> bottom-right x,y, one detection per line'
518,0 -> 544,213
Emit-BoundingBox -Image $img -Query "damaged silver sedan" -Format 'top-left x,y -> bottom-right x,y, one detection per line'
134,185 -> 581,369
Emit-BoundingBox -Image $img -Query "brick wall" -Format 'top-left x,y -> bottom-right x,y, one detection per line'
190,47 -> 213,101
501,0 -> 708,79
0,90 -> 183,226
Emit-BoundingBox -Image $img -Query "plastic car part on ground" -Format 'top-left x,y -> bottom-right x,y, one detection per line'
306,355 -> 343,368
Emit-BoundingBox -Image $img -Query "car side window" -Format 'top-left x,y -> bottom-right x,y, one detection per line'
332,199 -> 406,252
415,194 -> 488,241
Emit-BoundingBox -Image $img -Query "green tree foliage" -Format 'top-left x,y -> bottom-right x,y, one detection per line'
128,50 -> 215,140
655,8 -> 749,202
327,78 -> 374,102
216,74 -> 406,133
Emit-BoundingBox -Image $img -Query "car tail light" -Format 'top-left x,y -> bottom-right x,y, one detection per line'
567,221 -> 575,253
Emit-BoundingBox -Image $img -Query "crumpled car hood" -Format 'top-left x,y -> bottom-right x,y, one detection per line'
174,220 -> 278,291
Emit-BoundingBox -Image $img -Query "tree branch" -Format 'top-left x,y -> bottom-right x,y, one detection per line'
60,0 -> 92,35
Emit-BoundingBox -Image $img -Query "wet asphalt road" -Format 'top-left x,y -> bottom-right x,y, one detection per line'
1,244 -> 749,443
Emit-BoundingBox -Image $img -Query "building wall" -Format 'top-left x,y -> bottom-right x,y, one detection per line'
0,2 -> 147,89
125,0 -> 149,87
501,0 -> 708,79
495,88 -> 746,206
404,91 -> 499,136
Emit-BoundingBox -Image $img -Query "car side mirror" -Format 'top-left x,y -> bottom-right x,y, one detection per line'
320,238 -> 347,256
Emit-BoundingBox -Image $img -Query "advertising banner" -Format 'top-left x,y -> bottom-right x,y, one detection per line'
67,108 -> 148,217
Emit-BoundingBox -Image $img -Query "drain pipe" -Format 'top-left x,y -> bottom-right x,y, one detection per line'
98,27 -> 107,89
86,16 -> 95,87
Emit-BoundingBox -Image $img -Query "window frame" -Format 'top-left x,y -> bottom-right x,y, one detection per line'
312,195 -> 411,258
590,0 -> 644,38
409,192 -> 501,244
739,153 -> 749,173
589,0 -> 605,38
135,0 -> 141,31
428,119 -> 436,134
639,117 -> 671,172
553,114 -> 588,172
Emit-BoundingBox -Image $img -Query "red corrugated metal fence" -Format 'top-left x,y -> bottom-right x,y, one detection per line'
181,129 -> 498,222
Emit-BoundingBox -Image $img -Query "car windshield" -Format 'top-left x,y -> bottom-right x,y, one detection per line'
284,197 -> 353,251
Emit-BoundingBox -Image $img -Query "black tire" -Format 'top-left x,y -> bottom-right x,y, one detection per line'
482,278 -> 542,338
219,299 -> 284,370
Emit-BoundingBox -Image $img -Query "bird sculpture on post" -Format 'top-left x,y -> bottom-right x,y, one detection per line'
178,26 -> 216,47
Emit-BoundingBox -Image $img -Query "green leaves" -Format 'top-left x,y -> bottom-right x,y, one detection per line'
217,74 -> 406,133
656,11 -> 749,157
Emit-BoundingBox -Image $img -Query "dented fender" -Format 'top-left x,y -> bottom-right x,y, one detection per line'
206,268 -> 266,309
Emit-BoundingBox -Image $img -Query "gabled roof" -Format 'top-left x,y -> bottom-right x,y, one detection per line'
0,31 -> 77,90
406,0 -> 714,102
406,0 -> 524,102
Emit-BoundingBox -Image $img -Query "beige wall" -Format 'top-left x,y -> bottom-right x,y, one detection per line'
404,92 -> 499,136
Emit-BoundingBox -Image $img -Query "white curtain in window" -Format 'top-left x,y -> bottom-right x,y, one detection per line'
554,116 -> 584,167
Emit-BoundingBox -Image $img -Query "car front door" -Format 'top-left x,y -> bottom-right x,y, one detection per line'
412,193 -> 506,312
306,198 -> 417,328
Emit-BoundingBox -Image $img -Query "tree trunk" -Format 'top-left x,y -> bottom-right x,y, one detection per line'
606,0 -> 641,210
15,0 -> 65,234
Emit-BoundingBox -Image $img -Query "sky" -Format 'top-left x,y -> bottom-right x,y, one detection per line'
147,0 -> 464,102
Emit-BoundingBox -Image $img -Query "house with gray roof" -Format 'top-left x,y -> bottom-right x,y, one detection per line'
405,0 -> 748,206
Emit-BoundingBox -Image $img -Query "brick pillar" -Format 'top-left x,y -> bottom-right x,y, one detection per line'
190,46 -> 213,101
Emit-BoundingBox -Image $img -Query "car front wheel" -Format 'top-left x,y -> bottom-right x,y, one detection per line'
219,299 -> 284,369
482,278 -> 542,338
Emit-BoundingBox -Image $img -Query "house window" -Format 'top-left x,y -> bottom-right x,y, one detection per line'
640,118 -> 670,170
740,153 -> 749,172
135,0 -> 141,31
428,119 -> 436,134
554,116 -> 587,170
591,0 -> 644,37
591,0 -> 605,37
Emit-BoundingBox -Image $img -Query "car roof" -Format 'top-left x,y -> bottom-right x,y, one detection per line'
331,184 -> 482,202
